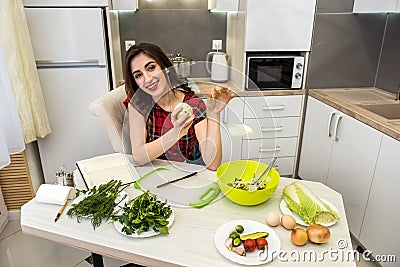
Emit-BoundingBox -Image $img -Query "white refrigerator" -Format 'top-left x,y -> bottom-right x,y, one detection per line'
24,1 -> 115,183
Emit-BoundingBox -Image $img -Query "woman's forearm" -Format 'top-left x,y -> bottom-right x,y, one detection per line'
132,127 -> 183,165
201,112 -> 222,170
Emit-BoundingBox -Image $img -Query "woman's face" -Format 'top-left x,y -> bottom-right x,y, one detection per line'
130,52 -> 169,99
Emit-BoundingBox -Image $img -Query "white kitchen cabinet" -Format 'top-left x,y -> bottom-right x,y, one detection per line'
242,137 -> 298,158
243,95 -> 303,118
220,97 -> 244,164
298,97 -> 335,183
326,112 -> 381,238
0,187 -> 8,234
244,117 -> 300,139
353,0 -> 398,13
242,95 -> 303,177
208,0 -> 239,11
359,135 -> 400,266
298,96 -> 382,238
249,156 -> 295,177
245,0 -> 316,51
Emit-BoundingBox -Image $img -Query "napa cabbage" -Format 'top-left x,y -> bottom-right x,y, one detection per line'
282,182 -> 339,225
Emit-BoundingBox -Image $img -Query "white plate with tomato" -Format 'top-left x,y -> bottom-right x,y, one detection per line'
214,220 -> 281,265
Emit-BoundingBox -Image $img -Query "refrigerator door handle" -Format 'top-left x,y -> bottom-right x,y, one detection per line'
36,59 -> 104,68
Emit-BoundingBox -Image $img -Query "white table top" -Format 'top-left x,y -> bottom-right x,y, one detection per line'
21,159 -> 356,267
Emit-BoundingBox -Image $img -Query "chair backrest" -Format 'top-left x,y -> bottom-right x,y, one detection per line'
88,85 -> 131,154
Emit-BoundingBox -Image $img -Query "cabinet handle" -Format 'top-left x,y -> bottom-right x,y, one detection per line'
327,112 -> 336,137
223,109 -> 228,124
261,126 -> 283,132
262,105 -> 285,111
333,115 -> 343,141
259,146 -> 281,152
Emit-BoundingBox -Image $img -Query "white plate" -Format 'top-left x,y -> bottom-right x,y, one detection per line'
71,190 -> 129,218
279,198 -> 339,227
214,220 -> 281,265
114,210 -> 175,238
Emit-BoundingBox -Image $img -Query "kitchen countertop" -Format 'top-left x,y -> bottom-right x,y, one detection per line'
309,88 -> 400,141
191,79 -> 399,141
191,78 -> 305,97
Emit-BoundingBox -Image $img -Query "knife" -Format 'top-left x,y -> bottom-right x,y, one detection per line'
156,172 -> 198,188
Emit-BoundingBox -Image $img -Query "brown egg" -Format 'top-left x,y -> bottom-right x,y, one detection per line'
266,211 -> 280,227
281,214 -> 296,230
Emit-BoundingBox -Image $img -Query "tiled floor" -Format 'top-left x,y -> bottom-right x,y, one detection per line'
0,220 -> 127,267
1,220 -> 379,267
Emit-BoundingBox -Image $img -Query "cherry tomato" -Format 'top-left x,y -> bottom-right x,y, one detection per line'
256,238 -> 268,250
243,239 -> 257,252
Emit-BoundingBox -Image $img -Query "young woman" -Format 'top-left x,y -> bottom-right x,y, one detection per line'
123,43 -> 235,170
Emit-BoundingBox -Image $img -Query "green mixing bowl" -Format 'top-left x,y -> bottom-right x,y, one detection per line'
216,160 -> 280,206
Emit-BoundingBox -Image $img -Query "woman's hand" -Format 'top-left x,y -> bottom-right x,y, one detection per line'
171,107 -> 194,137
205,86 -> 236,115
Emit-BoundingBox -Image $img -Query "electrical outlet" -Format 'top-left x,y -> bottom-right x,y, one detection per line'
125,40 -> 136,51
212,40 -> 222,50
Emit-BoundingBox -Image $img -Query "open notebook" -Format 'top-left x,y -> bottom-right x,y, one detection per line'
76,153 -> 140,189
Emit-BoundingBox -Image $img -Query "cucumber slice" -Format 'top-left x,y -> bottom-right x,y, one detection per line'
240,231 -> 269,241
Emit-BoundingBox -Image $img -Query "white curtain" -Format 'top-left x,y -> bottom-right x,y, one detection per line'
0,41 -> 25,169
0,0 -> 51,144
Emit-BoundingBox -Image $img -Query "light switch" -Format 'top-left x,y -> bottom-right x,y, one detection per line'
212,40 -> 222,50
125,40 -> 136,51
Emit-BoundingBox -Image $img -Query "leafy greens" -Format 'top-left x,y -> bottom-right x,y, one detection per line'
67,179 -> 129,229
112,191 -> 172,235
283,182 -> 339,225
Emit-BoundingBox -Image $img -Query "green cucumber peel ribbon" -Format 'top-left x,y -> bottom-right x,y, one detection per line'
133,167 -> 169,190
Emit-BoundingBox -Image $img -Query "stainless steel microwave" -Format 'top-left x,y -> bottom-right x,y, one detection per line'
246,55 -> 304,90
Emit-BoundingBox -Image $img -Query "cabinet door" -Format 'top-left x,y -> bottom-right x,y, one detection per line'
242,137 -> 297,159
249,156 -> 295,177
244,117 -> 300,139
359,135 -> 400,266
220,97 -> 244,164
298,97 -> 336,183
243,95 -> 302,118
326,112 -> 382,238
353,0 -> 397,13
245,0 -> 316,51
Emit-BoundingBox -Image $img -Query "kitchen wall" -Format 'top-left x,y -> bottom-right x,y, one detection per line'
117,0 -> 227,70
307,0 -> 400,94
375,13 -> 400,93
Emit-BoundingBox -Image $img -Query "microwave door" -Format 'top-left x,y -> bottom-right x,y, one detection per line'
247,57 -> 296,89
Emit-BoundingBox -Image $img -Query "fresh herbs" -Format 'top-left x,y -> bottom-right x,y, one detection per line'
112,191 -> 172,235
67,180 -> 129,229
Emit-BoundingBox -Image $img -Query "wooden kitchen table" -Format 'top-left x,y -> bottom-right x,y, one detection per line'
21,159 -> 357,267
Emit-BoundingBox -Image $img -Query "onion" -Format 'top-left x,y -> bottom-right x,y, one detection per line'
174,103 -> 193,119
306,224 -> 331,244
291,228 -> 308,246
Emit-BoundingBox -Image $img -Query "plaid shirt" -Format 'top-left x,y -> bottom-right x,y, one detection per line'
124,92 -> 206,162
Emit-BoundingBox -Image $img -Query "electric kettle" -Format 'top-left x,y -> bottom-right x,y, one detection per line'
206,51 -> 228,82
